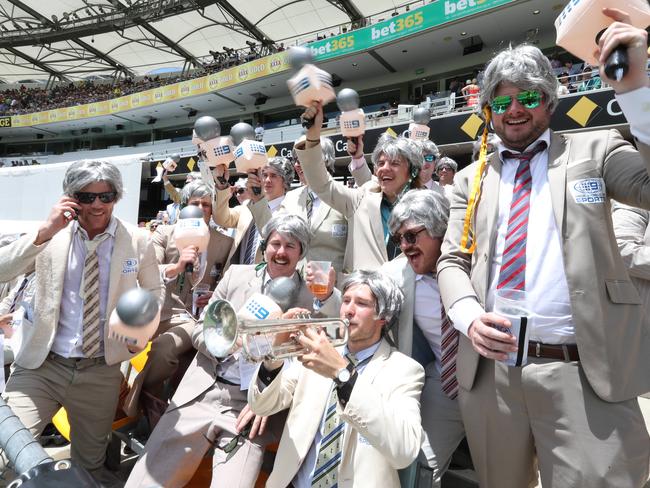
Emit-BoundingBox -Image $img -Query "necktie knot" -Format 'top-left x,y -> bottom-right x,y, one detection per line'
501,141 -> 547,163
345,352 -> 358,367
83,232 -> 110,255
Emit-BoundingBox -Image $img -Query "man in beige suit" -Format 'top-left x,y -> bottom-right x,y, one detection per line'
213,157 -> 294,268
0,160 -> 163,485
251,136 -> 367,284
438,13 -> 650,488
249,270 -> 424,488
298,111 -> 426,273
124,180 -> 233,417
125,214 -> 341,488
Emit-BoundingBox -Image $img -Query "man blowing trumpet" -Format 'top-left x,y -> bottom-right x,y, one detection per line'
248,270 -> 425,488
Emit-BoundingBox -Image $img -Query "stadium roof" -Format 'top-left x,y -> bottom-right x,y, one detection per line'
0,0 -> 407,82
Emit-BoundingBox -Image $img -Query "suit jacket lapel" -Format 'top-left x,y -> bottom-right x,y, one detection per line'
483,153 -> 502,295
396,262 -> 416,355
547,131 -> 569,233
310,194 -> 329,230
107,222 -> 128,320
340,340 -> 390,464
49,225 -> 74,311
369,192 -> 387,261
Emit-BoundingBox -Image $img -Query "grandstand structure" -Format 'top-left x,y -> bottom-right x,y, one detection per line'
0,0 -> 631,220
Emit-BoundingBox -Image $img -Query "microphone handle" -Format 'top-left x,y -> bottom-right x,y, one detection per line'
252,186 -> 262,195
301,113 -> 315,129
595,29 -> 629,82
185,262 -> 194,274
603,46 -> 629,81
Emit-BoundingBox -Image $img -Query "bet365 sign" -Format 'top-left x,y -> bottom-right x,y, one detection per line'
308,0 -> 514,61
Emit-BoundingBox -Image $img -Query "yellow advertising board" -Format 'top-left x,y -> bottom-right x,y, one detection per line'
8,51 -> 289,128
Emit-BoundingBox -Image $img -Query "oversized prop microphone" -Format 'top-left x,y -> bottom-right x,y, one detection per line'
231,122 -> 267,196
554,0 -> 650,81
192,116 -> 234,186
175,205 -> 209,274
152,153 -> 180,183
337,88 -> 365,138
408,107 -> 431,141
286,46 -> 336,129
108,288 -> 161,350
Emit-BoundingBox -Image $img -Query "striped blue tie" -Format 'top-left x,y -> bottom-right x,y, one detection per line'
311,386 -> 345,487
242,221 -> 258,265
311,353 -> 360,487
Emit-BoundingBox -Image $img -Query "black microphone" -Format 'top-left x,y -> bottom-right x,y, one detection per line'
596,29 -> 629,81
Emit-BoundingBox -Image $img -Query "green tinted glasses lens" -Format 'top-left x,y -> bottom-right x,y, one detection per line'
517,90 -> 542,109
490,91 -> 542,114
490,95 -> 511,114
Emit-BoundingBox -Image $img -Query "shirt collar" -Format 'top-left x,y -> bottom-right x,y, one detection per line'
415,272 -> 436,282
497,128 -> 551,162
267,195 -> 285,211
344,340 -> 381,364
74,216 -> 117,241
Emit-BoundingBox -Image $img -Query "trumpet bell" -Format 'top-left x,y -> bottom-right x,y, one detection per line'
203,299 -> 238,358
202,297 -> 349,362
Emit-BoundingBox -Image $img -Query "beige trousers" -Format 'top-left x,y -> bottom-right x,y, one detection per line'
125,381 -> 282,488
459,357 -> 650,488
3,354 -> 122,471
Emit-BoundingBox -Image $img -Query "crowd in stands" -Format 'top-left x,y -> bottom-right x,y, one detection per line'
0,76 -> 169,116
0,40 -> 286,117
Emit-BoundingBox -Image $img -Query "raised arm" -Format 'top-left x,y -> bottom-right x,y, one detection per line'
212,187 -> 243,229
297,102 -> 364,218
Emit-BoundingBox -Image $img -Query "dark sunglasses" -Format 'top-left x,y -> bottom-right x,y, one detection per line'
391,227 -> 426,246
217,421 -> 253,461
74,191 -> 118,204
490,90 -> 542,115
235,188 -> 246,195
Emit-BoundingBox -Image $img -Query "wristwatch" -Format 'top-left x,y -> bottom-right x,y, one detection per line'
333,362 -> 355,386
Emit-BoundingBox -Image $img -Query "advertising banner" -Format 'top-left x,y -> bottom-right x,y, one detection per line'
308,0 -> 515,61
8,51 -> 290,128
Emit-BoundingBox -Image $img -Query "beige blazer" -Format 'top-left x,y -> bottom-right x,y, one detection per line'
169,264 -> 341,410
212,188 -> 259,269
249,186 -> 349,283
298,144 -> 389,273
380,256 -> 417,356
1,220 -> 164,368
438,129 -> 650,402
248,339 -> 424,488
152,224 -> 233,328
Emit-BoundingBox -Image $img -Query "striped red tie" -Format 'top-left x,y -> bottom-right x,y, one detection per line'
497,143 -> 546,291
439,298 -> 459,399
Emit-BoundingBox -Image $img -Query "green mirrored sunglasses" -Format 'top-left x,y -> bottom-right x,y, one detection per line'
490,90 -> 542,114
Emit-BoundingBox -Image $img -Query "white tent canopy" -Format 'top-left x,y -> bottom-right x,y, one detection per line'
0,0 -> 406,82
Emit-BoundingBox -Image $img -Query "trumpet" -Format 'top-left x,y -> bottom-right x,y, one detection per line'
203,299 -> 349,362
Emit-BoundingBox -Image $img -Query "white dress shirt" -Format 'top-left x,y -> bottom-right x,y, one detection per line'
413,273 -> 444,371
449,130 -> 575,344
293,341 -> 381,488
52,218 -> 117,358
